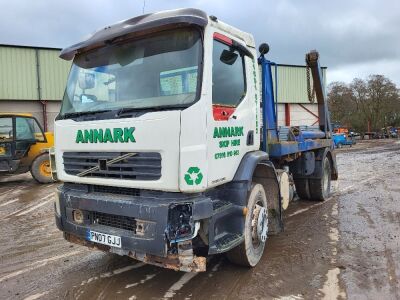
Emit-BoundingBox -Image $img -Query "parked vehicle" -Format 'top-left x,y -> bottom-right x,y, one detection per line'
52,8 -> 338,272
0,114 -> 54,183
333,133 -> 354,148
381,127 -> 398,138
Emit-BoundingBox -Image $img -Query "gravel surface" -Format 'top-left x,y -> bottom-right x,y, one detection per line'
0,139 -> 399,299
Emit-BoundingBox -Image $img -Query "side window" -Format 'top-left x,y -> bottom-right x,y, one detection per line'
16,117 -> 35,141
0,118 -> 13,141
27,118 -> 46,142
212,38 -> 246,108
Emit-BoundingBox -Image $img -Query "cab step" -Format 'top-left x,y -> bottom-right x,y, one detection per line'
212,200 -> 232,214
209,232 -> 243,254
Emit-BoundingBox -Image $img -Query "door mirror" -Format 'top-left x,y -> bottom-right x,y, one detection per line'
220,49 -> 238,65
78,72 -> 96,90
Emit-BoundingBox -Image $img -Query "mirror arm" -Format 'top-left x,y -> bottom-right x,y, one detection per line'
232,41 -> 253,59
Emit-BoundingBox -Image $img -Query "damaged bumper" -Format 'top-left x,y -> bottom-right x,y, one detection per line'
64,233 -> 206,272
55,183 -> 213,272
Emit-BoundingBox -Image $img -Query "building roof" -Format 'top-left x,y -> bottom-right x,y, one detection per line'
0,44 -> 62,51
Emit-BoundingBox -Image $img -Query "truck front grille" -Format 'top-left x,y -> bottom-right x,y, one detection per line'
89,185 -> 140,197
92,211 -> 136,232
63,152 -> 161,181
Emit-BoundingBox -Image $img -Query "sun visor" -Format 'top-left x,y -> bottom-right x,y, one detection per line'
60,8 -> 208,60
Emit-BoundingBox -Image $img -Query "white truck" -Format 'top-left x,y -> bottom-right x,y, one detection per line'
52,8 -> 338,272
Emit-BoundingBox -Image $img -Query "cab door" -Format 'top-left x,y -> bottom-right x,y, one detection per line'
206,32 -> 258,187
14,117 -> 39,160
0,117 -> 14,161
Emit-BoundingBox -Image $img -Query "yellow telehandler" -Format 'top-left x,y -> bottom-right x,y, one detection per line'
0,113 -> 54,183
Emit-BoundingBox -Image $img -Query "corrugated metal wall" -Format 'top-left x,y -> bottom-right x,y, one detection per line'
258,64 -> 327,104
38,49 -> 71,100
0,45 -> 71,101
0,47 -> 38,100
272,65 -> 327,104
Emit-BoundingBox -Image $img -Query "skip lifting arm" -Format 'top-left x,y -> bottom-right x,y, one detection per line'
305,51 -> 333,137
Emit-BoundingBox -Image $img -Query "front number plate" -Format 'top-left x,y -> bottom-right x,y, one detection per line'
88,230 -> 122,248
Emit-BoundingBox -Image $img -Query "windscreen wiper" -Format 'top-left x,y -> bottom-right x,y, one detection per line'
116,105 -> 188,117
60,109 -> 113,119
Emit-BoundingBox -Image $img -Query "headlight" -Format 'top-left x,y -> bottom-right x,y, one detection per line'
54,190 -> 61,215
72,209 -> 84,224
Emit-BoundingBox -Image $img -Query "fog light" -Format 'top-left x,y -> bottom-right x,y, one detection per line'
54,191 -> 61,215
73,209 -> 84,224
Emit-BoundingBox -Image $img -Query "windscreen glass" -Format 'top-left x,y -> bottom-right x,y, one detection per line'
60,28 -> 202,117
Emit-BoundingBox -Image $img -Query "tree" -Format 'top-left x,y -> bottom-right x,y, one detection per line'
365,75 -> 398,131
328,81 -> 355,128
327,75 -> 400,133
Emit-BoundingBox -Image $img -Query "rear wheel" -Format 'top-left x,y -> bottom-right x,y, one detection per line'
294,178 -> 311,200
309,156 -> 331,201
226,183 -> 268,267
31,153 -> 54,183
337,142 -> 343,148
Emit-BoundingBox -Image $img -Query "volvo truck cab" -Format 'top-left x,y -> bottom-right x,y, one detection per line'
54,9 -> 337,272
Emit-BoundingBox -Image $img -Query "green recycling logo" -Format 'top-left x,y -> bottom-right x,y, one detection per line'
184,166 -> 203,186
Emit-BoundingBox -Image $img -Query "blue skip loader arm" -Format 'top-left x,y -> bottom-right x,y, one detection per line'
258,54 -> 278,151
258,47 -> 333,158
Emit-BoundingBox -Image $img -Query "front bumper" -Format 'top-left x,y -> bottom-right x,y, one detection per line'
55,183 -> 213,271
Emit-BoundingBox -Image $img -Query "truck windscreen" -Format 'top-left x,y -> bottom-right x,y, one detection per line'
59,28 -> 202,118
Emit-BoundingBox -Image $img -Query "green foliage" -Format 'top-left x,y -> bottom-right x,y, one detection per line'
328,75 -> 399,133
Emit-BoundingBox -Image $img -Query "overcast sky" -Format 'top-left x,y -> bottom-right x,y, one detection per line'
1,0 -> 400,85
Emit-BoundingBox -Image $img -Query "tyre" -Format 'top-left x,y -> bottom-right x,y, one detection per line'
31,153 -> 54,183
309,156 -> 331,201
294,178 -> 311,200
227,183 -> 268,267
337,143 -> 343,149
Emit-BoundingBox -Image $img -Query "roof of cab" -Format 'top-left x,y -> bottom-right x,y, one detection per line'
60,8 -> 208,60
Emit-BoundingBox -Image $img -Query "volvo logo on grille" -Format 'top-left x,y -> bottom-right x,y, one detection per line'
99,159 -> 107,171
76,153 -> 137,177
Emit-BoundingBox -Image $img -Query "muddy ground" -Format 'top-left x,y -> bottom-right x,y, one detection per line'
0,139 -> 399,300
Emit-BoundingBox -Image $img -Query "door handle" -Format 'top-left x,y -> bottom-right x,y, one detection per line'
247,130 -> 254,145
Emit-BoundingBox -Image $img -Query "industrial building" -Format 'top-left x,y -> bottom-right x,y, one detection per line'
0,44 -> 70,131
0,44 -> 326,131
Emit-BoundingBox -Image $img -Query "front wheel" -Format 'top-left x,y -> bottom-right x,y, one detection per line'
31,153 -> 54,184
226,183 -> 268,267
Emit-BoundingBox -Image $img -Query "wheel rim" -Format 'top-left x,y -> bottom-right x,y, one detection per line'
39,160 -> 51,177
251,196 -> 268,248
